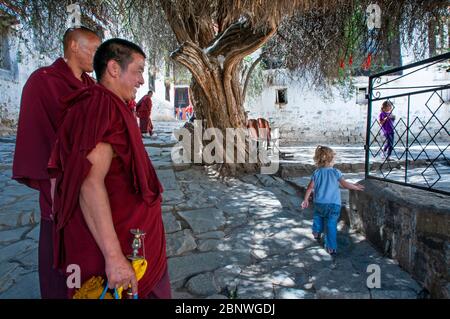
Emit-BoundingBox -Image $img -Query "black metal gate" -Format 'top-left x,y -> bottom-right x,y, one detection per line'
365,52 -> 450,195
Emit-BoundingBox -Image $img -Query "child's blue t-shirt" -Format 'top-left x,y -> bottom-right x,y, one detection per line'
311,167 -> 343,206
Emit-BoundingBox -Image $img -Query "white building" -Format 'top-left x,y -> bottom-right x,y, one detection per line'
244,64 -> 449,145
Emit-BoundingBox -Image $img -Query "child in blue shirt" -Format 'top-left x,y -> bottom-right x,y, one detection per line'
301,146 -> 364,257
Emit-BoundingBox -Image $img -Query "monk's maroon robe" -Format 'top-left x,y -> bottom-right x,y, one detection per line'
13,58 -> 95,193
49,84 -> 168,298
12,58 -> 95,299
136,95 -> 153,134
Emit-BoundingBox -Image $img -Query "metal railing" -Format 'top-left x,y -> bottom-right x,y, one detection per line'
365,52 -> 450,195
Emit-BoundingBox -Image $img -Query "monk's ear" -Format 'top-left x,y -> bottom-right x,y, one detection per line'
106,60 -> 120,78
69,39 -> 79,54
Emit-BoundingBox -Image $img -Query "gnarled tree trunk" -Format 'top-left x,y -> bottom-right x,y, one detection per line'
160,3 -> 277,174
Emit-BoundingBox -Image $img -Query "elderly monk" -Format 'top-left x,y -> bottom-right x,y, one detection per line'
136,90 -> 154,136
48,38 -> 170,299
12,27 -> 101,299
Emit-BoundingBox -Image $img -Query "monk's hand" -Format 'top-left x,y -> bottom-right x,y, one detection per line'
105,254 -> 138,296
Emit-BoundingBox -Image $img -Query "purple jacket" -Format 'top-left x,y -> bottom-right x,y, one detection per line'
379,111 -> 395,134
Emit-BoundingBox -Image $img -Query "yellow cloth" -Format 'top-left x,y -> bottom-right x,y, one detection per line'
73,259 -> 148,299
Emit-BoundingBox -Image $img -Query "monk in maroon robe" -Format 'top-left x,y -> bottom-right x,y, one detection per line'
136,91 -> 153,136
12,27 -> 100,299
48,38 -> 170,299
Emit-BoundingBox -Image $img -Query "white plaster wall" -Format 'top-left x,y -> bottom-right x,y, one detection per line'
245,73 -> 369,144
0,29 -> 175,126
151,68 -> 178,121
245,64 -> 450,145
134,66 -> 173,122
0,26 -> 53,124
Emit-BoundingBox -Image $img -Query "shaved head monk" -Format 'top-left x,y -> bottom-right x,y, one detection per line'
48,38 -> 171,299
12,27 -> 101,299
136,90 -> 154,137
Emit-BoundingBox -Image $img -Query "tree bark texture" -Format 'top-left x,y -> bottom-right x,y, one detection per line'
160,0 -> 277,174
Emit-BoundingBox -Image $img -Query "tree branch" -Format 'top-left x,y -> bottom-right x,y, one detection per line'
170,41 -> 218,106
205,20 -> 251,57
184,13 -> 215,48
225,25 -> 276,69
204,18 -> 276,72
0,0 -> 26,17
243,52 -> 265,103
158,0 -> 192,44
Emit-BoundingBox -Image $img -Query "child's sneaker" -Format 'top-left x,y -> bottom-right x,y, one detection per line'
313,232 -> 322,243
327,248 -> 337,268
326,248 -> 337,255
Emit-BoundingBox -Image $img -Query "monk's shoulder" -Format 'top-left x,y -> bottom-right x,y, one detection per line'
24,65 -> 51,87
36,62 -> 60,77
86,86 -> 127,122
27,63 -> 70,93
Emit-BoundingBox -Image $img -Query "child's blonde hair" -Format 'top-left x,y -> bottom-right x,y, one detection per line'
313,145 -> 335,167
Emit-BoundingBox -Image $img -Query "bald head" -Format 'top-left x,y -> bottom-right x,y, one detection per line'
62,27 -> 101,76
63,27 -> 100,53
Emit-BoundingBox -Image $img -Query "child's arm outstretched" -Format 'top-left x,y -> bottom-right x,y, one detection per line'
339,178 -> 365,191
301,180 -> 314,209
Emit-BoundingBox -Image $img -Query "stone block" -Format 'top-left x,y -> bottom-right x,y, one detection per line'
163,213 -> 182,234
166,229 -> 197,257
186,272 -> 221,296
349,179 -> 450,298
178,208 -> 226,234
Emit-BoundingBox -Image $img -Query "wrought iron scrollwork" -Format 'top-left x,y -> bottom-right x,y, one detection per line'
365,52 -> 450,195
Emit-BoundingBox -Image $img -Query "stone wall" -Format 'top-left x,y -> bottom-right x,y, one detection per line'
349,179 -> 450,298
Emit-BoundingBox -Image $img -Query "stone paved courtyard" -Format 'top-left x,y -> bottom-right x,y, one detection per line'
0,121 -> 424,299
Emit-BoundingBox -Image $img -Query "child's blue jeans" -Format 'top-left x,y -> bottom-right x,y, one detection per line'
312,203 -> 341,252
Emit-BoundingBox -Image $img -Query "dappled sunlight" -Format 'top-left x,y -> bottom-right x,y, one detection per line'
162,144 -> 424,298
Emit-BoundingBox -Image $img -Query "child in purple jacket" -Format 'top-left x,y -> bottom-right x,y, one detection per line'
379,100 -> 396,160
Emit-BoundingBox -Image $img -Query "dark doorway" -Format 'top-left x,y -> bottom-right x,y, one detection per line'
174,87 -> 189,109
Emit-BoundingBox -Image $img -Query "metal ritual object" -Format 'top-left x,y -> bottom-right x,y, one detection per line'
127,228 -> 146,261
126,228 -> 146,299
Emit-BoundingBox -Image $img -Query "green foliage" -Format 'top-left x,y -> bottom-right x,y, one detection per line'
266,0 -> 449,91
2,0 -> 449,94
173,62 -> 192,85
243,55 -> 266,102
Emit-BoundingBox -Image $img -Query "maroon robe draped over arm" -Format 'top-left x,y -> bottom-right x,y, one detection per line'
48,84 -> 167,298
11,58 -> 95,298
12,58 -> 95,192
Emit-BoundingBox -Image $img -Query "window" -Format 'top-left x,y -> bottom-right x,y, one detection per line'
356,87 -> 368,105
276,88 -> 287,104
0,26 -> 11,71
174,87 -> 189,108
